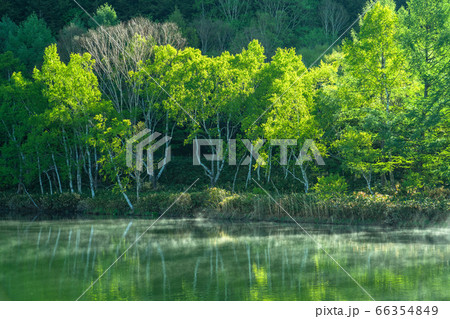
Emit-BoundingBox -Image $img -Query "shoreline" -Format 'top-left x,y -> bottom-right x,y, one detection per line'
1,189 -> 448,227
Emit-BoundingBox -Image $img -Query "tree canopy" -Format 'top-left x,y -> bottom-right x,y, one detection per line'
0,0 -> 448,206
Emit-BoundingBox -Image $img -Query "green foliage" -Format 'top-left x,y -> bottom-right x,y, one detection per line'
91,3 -> 119,28
136,192 -> 193,215
334,129 -> 381,194
92,114 -> 132,189
335,0 -> 424,192
0,0 -> 370,59
398,0 -> 450,187
399,0 -> 450,100
192,187 -> 232,208
0,16 -> 18,52
0,0 -> 448,213
0,51 -> 24,81
34,45 -> 101,110
0,68 -> 48,190
251,187 -> 265,195
168,6 -> 198,47
313,174 -> 348,200
402,172 -> 424,193
5,14 -> 55,71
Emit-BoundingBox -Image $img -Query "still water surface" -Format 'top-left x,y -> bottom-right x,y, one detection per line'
0,218 -> 448,300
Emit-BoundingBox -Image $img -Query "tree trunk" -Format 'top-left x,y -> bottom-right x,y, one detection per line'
45,171 -> 53,195
62,130 -> 74,193
86,146 -> 95,198
363,171 -> 374,196
245,143 -> 253,189
108,151 -> 133,211
136,172 -> 141,200
117,173 -> 133,211
266,146 -> 272,183
299,164 -> 309,194
94,145 -> 99,190
37,151 -> 44,195
232,154 -> 246,193
389,152 -> 395,190
75,146 -> 82,193
51,151 -> 63,193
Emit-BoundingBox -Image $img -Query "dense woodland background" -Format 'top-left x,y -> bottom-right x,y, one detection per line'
1,0 -> 403,57
0,0 -> 448,211
1,0 -> 411,67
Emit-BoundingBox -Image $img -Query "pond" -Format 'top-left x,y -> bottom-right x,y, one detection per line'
0,218 -> 448,300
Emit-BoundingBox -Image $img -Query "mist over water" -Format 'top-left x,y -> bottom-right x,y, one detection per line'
0,218 -> 448,301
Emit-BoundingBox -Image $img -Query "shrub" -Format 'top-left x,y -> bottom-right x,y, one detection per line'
425,187 -> 450,200
136,192 -> 193,216
313,174 -> 348,200
51,193 -> 81,212
7,194 -> 34,210
402,172 -> 424,194
219,194 -> 255,216
191,187 -> 231,208
170,193 -> 193,215
251,187 -> 266,195
76,195 -> 129,215
136,193 -> 166,213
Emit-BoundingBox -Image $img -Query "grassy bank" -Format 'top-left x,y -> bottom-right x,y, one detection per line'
0,188 -> 448,227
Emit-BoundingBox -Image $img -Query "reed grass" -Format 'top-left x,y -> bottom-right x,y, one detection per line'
0,188 -> 448,226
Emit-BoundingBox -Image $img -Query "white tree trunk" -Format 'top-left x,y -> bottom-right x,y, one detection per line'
86,146 -> 95,198
75,146 -> 82,193
245,144 -> 254,189
45,171 -> 53,195
51,151 -> 63,193
62,130 -> 74,193
37,151 -> 44,195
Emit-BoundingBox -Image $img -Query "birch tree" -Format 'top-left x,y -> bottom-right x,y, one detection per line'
261,48 -> 327,193
340,0 -> 414,189
34,44 -> 105,197
153,40 -> 265,186
319,0 -> 349,40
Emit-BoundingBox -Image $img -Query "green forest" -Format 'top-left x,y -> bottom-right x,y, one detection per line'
0,0 -> 448,223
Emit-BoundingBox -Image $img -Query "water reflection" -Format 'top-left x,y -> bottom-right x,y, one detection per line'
0,219 -> 448,300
